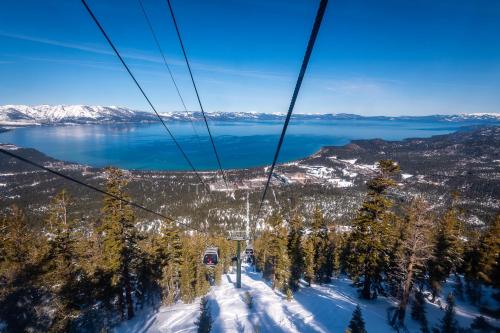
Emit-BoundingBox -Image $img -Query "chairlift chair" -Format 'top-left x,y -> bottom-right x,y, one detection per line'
203,247 -> 219,266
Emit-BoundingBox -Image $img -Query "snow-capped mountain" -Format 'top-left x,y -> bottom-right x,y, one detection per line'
0,105 -> 499,126
0,105 -> 157,125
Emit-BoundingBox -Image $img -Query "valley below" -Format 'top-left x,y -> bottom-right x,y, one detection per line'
1,125 -> 498,231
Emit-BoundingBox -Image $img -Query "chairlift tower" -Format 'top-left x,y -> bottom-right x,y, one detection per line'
228,230 -> 249,288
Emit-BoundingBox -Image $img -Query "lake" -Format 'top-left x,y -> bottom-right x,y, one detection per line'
0,119 -> 491,170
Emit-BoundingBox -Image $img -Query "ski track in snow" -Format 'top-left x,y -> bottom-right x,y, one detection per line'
115,266 -> 499,333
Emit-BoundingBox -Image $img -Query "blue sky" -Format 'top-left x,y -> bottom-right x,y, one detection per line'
1,0 -> 499,115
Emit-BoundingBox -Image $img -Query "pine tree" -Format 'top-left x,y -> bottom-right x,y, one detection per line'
180,235 -> 198,303
476,214 -> 500,287
254,231 -> 271,277
434,293 -> 459,333
428,207 -> 462,301
411,290 -> 429,333
156,220 -> 183,305
303,236 -> 315,286
469,316 -> 495,333
461,228 -> 483,305
288,214 -> 304,292
309,207 -> 330,284
348,305 -> 367,333
195,296 -> 213,333
42,190 -> 82,332
0,206 -> 34,286
346,160 -> 400,299
266,213 -> 290,292
326,223 -> 342,279
0,206 -> 46,332
97,167 -> 137,320
390,197 -> 433,326
179,234 -> 209,303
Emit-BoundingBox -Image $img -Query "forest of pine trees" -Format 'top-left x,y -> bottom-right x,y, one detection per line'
0,168 -> 233,332
253,160 -> 499,332
1,161 -> 499,332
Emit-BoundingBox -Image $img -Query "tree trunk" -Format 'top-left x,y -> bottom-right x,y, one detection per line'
362,274 -> 371,299
123,264 -> 134,319
397,257 -> 415,322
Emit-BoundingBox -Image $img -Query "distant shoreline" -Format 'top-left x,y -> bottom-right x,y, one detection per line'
2,124 -> 497,174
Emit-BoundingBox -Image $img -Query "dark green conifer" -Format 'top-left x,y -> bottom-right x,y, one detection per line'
98,167 -> 137,320
477,214 -> 499,287
43,190 -> 82,332
157,220 -> 183,305
264,213 -> 290,292
428,207 -> 462,301
348,305 -> 367,333
310,207 -> 330,283
411,290 -> 429,333
195,296 -> 213,333
434,293 -> 459,333
303,236 -> 315,286
288,214 -> 304,292
346,160 -> 400,299
0,206 -> 44,332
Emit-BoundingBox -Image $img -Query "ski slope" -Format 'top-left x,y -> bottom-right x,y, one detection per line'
116,265 -> 499,333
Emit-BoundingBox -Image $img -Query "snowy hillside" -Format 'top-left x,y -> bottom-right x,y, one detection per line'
115,266 -> 499,333
1,105 -> 499,126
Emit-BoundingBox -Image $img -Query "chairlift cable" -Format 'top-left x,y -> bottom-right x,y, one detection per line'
257,0 -> 329,217
0,148 -> 204,232
80,0 -> 210,193
136,0 -> 203,145
165,0 -> 228,188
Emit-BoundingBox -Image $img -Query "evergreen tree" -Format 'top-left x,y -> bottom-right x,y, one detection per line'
0,206 -> 34,288
434,293 -> 459,333
254,231 -> 271,277
390,197 -> 433,326
411,290 -> 429,333
195,296 -> 213,333
469,316 -> 495,333
288,214 -> 304,292
428,207 -> 462,301
266,213 -> 290,292
303,236 -> 315,286
326,223 -> 342,279
0,206 -> 46,332
157,220 -> 183,305
348,305 -> 367,333
180,235 -> 198,303
97,167 -> 138,320
346,160 -> 400,299
135,240 -> 158,310
179,235 -> 209,303
461,228 -> 483,305
309,207 -> 330,283
42,190 -> 82,332
476,214 -> 500,287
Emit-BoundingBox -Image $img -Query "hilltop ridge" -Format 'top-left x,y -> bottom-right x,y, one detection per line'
1,104 -> 499,126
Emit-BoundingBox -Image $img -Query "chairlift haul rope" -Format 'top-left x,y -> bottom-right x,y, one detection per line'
1,1 -> 329,241
80,0 -> 210,193
0,147 -> 205,232
136,0 -> 203,145
257,0 -> 329,217
166,0 -> 228,188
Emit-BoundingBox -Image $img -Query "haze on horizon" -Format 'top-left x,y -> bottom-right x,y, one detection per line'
1,0 -> 499,116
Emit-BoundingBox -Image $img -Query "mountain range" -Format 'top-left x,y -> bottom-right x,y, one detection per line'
1,104 -> 499,126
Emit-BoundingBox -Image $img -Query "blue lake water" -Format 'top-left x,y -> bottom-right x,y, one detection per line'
0,119 -> 491,170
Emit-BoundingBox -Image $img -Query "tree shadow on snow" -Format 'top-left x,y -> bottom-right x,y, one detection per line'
290,283 -> 358,332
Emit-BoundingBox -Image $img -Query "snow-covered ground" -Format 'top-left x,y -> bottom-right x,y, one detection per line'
115,266 -> 499,333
